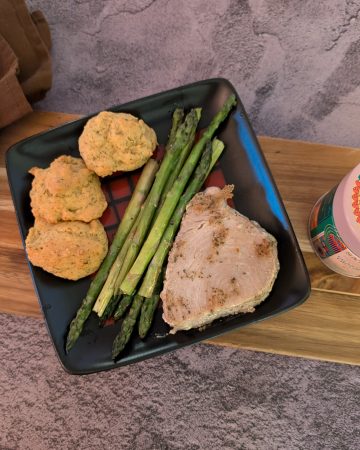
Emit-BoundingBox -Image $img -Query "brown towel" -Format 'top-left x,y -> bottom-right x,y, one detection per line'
0,0 -> 52,128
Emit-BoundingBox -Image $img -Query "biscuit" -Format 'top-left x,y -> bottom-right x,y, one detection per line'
25,219 -> 108,280
78,111 -> 157,176
29,155 -> 107,223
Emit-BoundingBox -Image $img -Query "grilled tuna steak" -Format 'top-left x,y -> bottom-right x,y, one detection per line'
161,185 -> 279,333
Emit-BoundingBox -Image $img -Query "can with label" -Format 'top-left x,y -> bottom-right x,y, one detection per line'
309,163 -> 360,277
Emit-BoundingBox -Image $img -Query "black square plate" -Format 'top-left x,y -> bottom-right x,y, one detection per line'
6,78 -> 310,374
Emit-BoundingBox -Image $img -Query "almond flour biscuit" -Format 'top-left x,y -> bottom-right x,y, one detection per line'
25,219 -> 108,280
29,155 -> 107,223
78,111 -> 157,176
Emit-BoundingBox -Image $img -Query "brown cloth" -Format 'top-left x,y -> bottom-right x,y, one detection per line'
0,0 -> 52,128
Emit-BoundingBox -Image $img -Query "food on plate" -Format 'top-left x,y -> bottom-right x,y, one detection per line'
29,155 -> 107,223
111,139 -> 225,359
137,139 -> 225,298
25,218 -> 108,280
78,111 -> 157,176
66,106 -> 202,351
161,185 -> 279,333
102,108 -> 202,310
65,158 -> 159,351
138,290 -> 160,339
65,95 -> 238,358
112,294 -> 144,358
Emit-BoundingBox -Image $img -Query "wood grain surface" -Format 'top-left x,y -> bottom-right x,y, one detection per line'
209,290 -> 360,365
1,112 -> 359,364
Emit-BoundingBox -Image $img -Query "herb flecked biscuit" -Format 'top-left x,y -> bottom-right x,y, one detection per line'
25,219 -> 108,280
29,155 -> 107,223
78,111 -> 157,176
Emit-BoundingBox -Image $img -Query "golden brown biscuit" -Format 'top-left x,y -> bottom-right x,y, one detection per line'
25,219 -> 108,280
29,155 -> 107,223
78,111 -> 157,176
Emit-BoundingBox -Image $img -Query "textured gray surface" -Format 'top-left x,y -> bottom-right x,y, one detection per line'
28,0 -> 360,147
3,1 -> 360,449
0,313 -> 359,450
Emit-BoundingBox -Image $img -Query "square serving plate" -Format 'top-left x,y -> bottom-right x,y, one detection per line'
6,78 -> 310,374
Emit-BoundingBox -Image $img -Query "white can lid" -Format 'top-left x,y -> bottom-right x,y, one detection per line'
333,163 -> 360,256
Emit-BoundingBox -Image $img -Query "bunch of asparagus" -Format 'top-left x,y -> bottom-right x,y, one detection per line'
66,94 -> 236,359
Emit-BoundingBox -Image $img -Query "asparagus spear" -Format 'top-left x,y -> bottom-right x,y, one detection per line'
120,95 -> 236,295
138,138 -> 225,298
93,196 -> 148,316
112,294 -> 143,359
138,269 -> 164,338
112,109 -> 201,295
114,294 -> 134,321
155,108 -> 201,216
166,108 -> 184,151
138,294 -> 160,339
65,158 -> 159,352
99,294 -> 121,325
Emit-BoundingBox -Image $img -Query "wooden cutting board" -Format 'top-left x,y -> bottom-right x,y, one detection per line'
1,111 -> 359,365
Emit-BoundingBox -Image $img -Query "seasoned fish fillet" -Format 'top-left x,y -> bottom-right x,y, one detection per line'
161,186 -> 279,333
